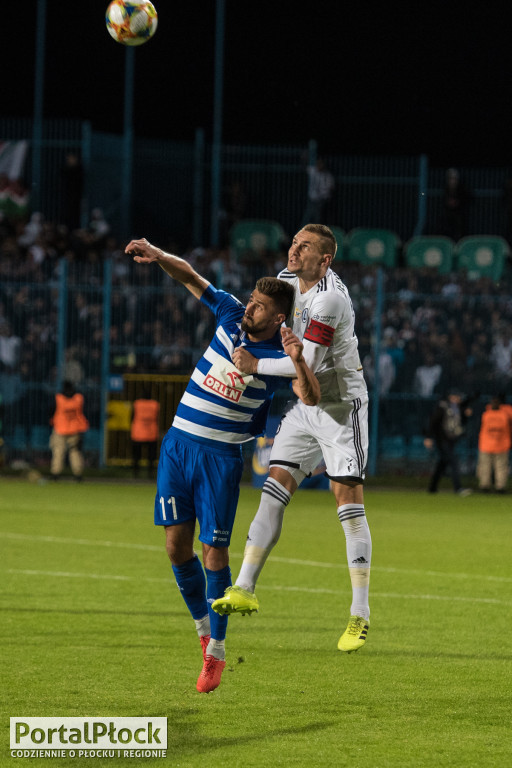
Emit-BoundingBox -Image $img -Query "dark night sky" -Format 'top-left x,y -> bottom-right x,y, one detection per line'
5,1 -> 512,166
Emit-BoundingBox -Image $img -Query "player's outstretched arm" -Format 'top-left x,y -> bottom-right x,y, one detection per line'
233,337 -> 328,378
281,328 -> 320,406
125,238 -> 210,299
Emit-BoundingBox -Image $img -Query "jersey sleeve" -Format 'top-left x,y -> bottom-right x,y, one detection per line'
303,292 -> 343,346
256,339 -> 328,377
200,284 -> 244,324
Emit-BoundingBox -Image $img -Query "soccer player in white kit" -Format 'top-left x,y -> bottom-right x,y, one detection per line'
212,224 -> 372,652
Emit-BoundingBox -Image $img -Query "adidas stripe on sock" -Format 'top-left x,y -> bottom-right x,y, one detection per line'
338,503 -> 372,620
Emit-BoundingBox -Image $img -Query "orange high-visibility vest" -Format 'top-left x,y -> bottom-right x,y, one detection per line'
52,393 -> 89,436
478,407 -> 512,453
131,399 -> 160,442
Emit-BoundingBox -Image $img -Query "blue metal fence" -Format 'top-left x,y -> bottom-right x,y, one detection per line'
2,117 -> 512,480
2,252 -> 510,477
2,117 -> 512,250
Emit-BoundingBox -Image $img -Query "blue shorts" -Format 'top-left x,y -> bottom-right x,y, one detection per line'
154,428 -> 244,547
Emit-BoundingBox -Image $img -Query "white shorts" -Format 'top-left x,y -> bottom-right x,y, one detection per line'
269,395 -> 368,485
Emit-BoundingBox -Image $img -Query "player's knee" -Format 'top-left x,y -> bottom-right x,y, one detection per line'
164,526 -> 195,565
202,544 -> 229,571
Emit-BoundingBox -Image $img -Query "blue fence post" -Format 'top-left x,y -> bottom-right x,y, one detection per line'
368,267 -> 384,476
56,258 -> 68,393
121,47 -> 135,240
31,0 -> 47,213
210,0 -> 225,247
193,128 -> 205,246
100,258 -> 112,468
81,120 -> 92,229
307,138 -> 317,166
413,153 -> 429,237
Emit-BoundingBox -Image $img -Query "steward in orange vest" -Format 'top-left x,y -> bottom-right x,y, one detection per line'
50,380 -> 89,481
476,396 -> 512,493
131,393 -> 160,479
53,390 -> 89,435
131,398 -> 160,442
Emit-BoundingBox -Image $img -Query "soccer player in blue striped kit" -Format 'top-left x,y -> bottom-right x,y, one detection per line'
125,238 -> 320,693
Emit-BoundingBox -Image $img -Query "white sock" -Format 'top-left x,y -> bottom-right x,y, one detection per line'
338,504 -> 372,620
236,478 -> 291,592
194,614 -> 211,638
206,638 -> 225,660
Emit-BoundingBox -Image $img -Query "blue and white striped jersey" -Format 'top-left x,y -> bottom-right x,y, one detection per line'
171,285 -> 289,444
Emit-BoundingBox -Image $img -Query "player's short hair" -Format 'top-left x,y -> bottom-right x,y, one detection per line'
302,223 -> 337,259
255,276 -> 295,317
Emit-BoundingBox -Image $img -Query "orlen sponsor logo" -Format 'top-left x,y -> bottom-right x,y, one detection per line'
203,371 -> 245,402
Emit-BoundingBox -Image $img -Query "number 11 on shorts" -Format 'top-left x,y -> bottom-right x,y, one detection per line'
160,496 -> 177,521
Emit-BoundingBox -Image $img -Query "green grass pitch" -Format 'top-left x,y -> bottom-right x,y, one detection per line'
1,478 -> 511,768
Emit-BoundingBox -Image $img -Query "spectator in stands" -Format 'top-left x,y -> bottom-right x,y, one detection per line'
413,350 -> 442,398
439,167 -> 471,242
18,211 -> 44,249
396,337 -> 422,392
61,152 -> 84,231
302,157 -> 335,225
219,179 -> 247,246
87,208 -> 110,245
363,347 -> 395,397
0,321 -> 21,371
73,208 -> 110,255
382,327 -> 405,371
476,394 -> 511,493
424,389 -> 474,495
0,177 -> 30,232
490,328 -> 512,384
466,339 -> 494,393
63,346 -> 85,387
0,174 -> 11,227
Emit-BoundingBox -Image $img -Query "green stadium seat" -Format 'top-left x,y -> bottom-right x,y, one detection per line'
346,228 -> 400,267
230,219 -> 287,260
455,235 -> 510,281
404,236 -> 455,274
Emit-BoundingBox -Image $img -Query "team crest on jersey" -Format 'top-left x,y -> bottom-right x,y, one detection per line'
301,308 -> 309,324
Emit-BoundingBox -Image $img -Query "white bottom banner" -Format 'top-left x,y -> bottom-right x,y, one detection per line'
10,718 -> 168,751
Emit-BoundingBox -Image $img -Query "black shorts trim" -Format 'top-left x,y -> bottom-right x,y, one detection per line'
325,473 -> 364,485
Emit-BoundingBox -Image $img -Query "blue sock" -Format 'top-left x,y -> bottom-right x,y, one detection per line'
205,565 -> 231,641
172,556 -> 208,620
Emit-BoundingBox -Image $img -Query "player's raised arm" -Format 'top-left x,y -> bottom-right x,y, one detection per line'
281,327 -> 320,406
125,238 -> 210,300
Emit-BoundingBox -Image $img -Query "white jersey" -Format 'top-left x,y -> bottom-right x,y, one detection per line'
260,267 -> 367,403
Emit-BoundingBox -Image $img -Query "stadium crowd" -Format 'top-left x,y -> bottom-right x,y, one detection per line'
1,197 -> 512,450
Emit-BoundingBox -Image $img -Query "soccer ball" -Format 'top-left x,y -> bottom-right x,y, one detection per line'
105,0 -> 158,46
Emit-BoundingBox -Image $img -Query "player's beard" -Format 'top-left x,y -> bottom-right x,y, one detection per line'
241,315 -> 268,335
